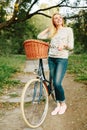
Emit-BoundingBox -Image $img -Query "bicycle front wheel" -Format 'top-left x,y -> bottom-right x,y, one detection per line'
21,78 -> 48,128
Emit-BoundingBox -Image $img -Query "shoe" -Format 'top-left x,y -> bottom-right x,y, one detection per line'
58,104 -> 67,115
51,106 -> 60,115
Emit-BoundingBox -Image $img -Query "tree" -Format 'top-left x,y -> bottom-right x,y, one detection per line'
0,17 -> 40,55
0,0 -> 87,29
0,0 -> 87,55
72,10 -> 87,53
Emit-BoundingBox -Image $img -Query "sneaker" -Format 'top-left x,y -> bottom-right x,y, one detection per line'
51,106 -> 60,115
58,104 -> 67,115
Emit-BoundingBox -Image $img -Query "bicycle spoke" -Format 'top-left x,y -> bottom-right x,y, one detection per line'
21,79 -> 48,128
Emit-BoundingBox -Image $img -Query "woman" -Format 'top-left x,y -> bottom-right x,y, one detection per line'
37,13 -> 74,115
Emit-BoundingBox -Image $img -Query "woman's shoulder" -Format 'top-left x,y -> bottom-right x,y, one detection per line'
64,27 -> 73,31
63,27 -> 73,34
64,26 -> 73,31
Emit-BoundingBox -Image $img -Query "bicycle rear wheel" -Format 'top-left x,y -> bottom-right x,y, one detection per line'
21,78 -> 48,128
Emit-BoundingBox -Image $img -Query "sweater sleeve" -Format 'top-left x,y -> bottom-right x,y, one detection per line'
67,27 -> 74,50
37,28 -> 50,39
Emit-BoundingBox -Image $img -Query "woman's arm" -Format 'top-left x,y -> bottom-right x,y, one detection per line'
66,27 -> 74,50
37,28 -> 50,39
57,27 -> 74,51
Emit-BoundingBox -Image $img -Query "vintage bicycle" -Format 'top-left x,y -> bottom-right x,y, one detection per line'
20,39 -> 55,128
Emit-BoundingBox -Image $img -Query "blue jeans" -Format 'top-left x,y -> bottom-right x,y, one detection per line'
48,57 -> 68,102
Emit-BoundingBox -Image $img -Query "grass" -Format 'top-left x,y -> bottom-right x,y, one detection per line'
0,54 -> 87,95
9,93 -> 19,98
0,55 -> 26,94
68,53 -> 87,84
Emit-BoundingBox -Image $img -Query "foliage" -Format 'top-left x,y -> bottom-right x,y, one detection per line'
71,10 -> 87,54
0,12 -> 51,55
0,55 -> 26,94
68,54 -> 87,84
0,18 -> 39,55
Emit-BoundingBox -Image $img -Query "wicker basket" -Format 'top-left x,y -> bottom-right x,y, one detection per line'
23,39 -> 49,59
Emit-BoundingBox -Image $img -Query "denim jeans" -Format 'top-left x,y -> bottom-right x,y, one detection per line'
48,57 -> 68,102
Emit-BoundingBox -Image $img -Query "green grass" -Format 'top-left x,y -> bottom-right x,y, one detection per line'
9,93 -> 19,98
0,55 -> 26,94
68,54 -> 87,84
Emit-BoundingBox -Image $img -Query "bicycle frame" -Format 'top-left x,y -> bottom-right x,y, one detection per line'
37,59 -> 49,82
32,59 -> 55,103
39,59 -> 55,100
32,59 -> 49,103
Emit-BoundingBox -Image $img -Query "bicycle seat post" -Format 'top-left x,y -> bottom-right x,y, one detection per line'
39,59 -> 45,80
39,59 -> 50,84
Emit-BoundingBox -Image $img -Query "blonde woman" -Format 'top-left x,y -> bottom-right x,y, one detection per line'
37,13 -> 74,115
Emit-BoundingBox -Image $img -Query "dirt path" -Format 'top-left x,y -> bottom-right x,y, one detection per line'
0,60 -> 87,130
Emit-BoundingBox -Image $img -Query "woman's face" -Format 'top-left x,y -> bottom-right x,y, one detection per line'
53,14 -> 63,27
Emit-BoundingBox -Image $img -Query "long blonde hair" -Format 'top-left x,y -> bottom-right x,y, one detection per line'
49,13 -> 65,38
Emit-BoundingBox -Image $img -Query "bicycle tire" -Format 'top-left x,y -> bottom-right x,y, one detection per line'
21,78 -> 48,128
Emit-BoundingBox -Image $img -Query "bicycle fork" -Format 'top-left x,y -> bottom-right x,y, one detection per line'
32,80 -> 43,103
32,59 -> 48,103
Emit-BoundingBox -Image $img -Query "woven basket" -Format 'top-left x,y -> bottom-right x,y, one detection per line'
23,39 -> 49,59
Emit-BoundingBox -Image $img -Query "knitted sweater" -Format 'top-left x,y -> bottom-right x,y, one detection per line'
37,27 -> 74,59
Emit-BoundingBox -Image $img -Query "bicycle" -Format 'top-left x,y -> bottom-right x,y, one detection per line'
20,39 -> 56,128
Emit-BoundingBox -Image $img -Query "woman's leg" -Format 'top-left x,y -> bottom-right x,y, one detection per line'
48,57 -> 60,115
48,57 -> 55,80
51,59 -> 68,115
53,58 -> 68,102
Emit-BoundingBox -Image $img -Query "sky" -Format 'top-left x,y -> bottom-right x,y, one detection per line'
31,0 -> 87,16
38,0 -> 76,6
38,0 -> 86,5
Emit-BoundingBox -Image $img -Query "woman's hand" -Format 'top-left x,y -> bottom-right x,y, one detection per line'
58,45 -> 64,51
64,45 -> 68,50
58,45 -> 68,51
